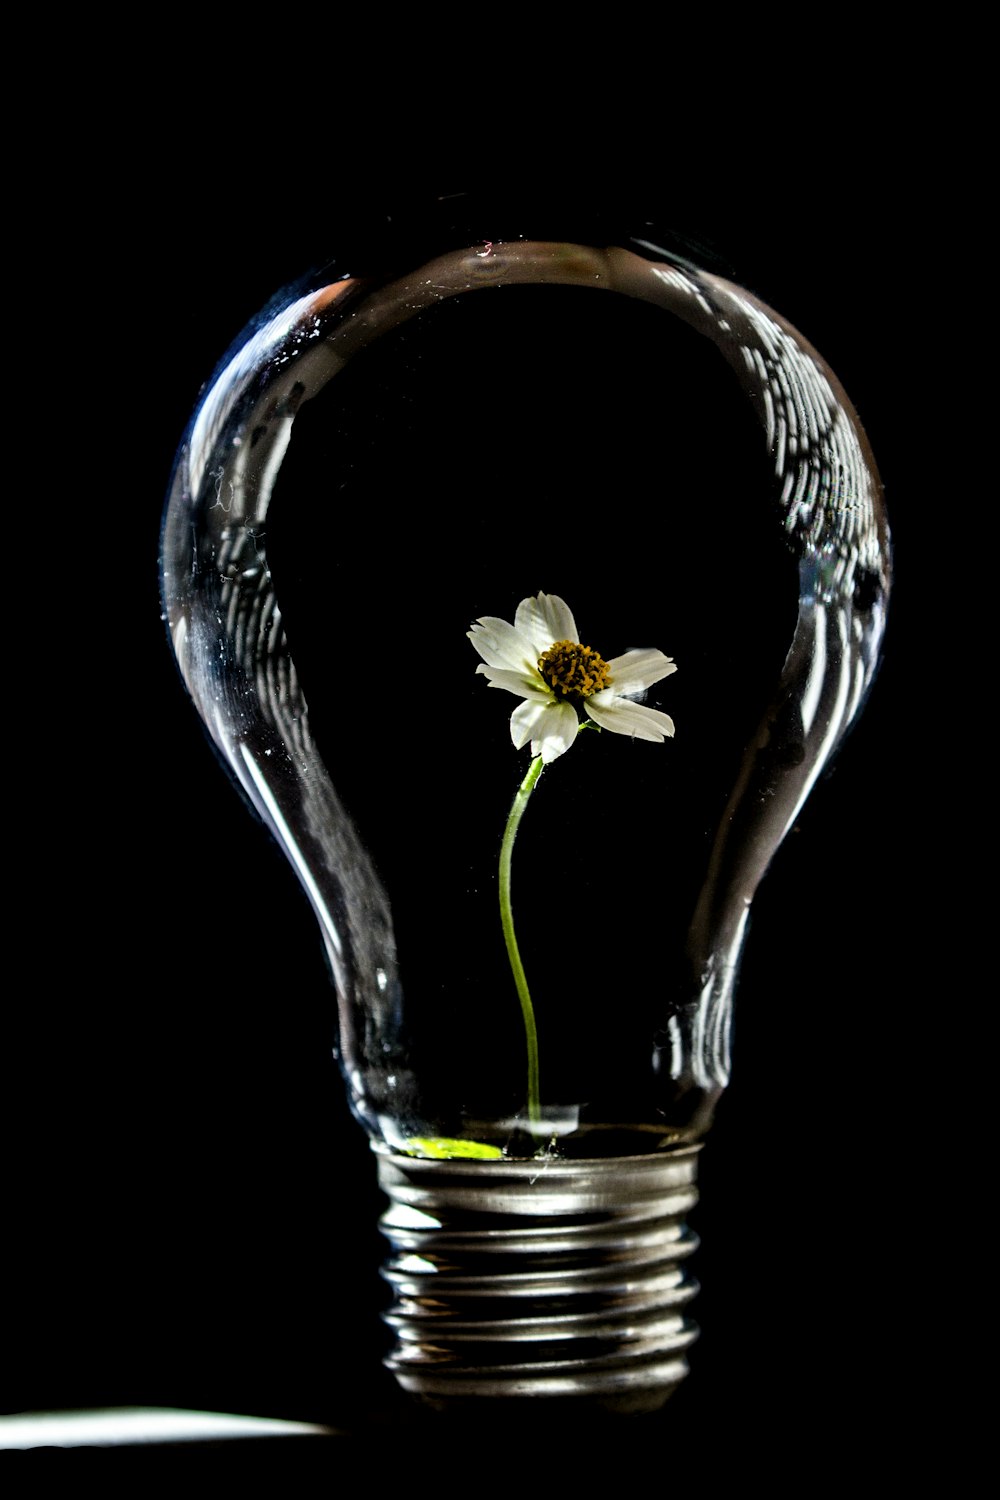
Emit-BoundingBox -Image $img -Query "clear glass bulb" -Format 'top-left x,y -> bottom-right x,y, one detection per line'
160,202 -> 889,1416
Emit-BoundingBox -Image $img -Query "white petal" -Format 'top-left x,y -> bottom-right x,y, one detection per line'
514,593 -> 579,653
533,702 -> 581,762
467,617 -> 538,672
477,665 -> 553,700
585,696 -> 676,741
509,698 -> 550,749
510,699 -> 579,761
605,649 -> 678,698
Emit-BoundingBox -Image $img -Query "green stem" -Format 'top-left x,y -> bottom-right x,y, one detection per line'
499,754 -> 545,1131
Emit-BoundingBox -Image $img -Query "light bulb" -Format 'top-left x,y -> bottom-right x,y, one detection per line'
160,202 -> 889,1417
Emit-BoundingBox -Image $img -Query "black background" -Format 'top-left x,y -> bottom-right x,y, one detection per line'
7,95 -> 945,1460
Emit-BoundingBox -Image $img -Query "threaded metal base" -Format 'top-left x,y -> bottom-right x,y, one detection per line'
376,1144 -> 700,1413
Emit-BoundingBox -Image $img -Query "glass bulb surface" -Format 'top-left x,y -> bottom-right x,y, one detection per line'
160,204 -> 889,1411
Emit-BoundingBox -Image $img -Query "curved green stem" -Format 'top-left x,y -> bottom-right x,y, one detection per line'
499,755 -> 545,1130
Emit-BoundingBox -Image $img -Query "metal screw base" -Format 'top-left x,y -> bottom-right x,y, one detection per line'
376,1144 -> 700,1413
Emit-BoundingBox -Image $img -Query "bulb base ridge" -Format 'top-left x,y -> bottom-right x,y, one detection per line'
375,1143 -> 700,1413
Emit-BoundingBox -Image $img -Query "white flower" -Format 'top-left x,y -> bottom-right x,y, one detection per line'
468,592 -> 677,763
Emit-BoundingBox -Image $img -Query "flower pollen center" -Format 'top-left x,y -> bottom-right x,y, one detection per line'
538,639 -> 612,700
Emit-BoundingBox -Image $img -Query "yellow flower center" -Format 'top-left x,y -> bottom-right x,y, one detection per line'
537,639 -> 612,700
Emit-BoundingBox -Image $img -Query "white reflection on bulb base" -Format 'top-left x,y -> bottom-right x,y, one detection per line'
376,1145 -> 701,1412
